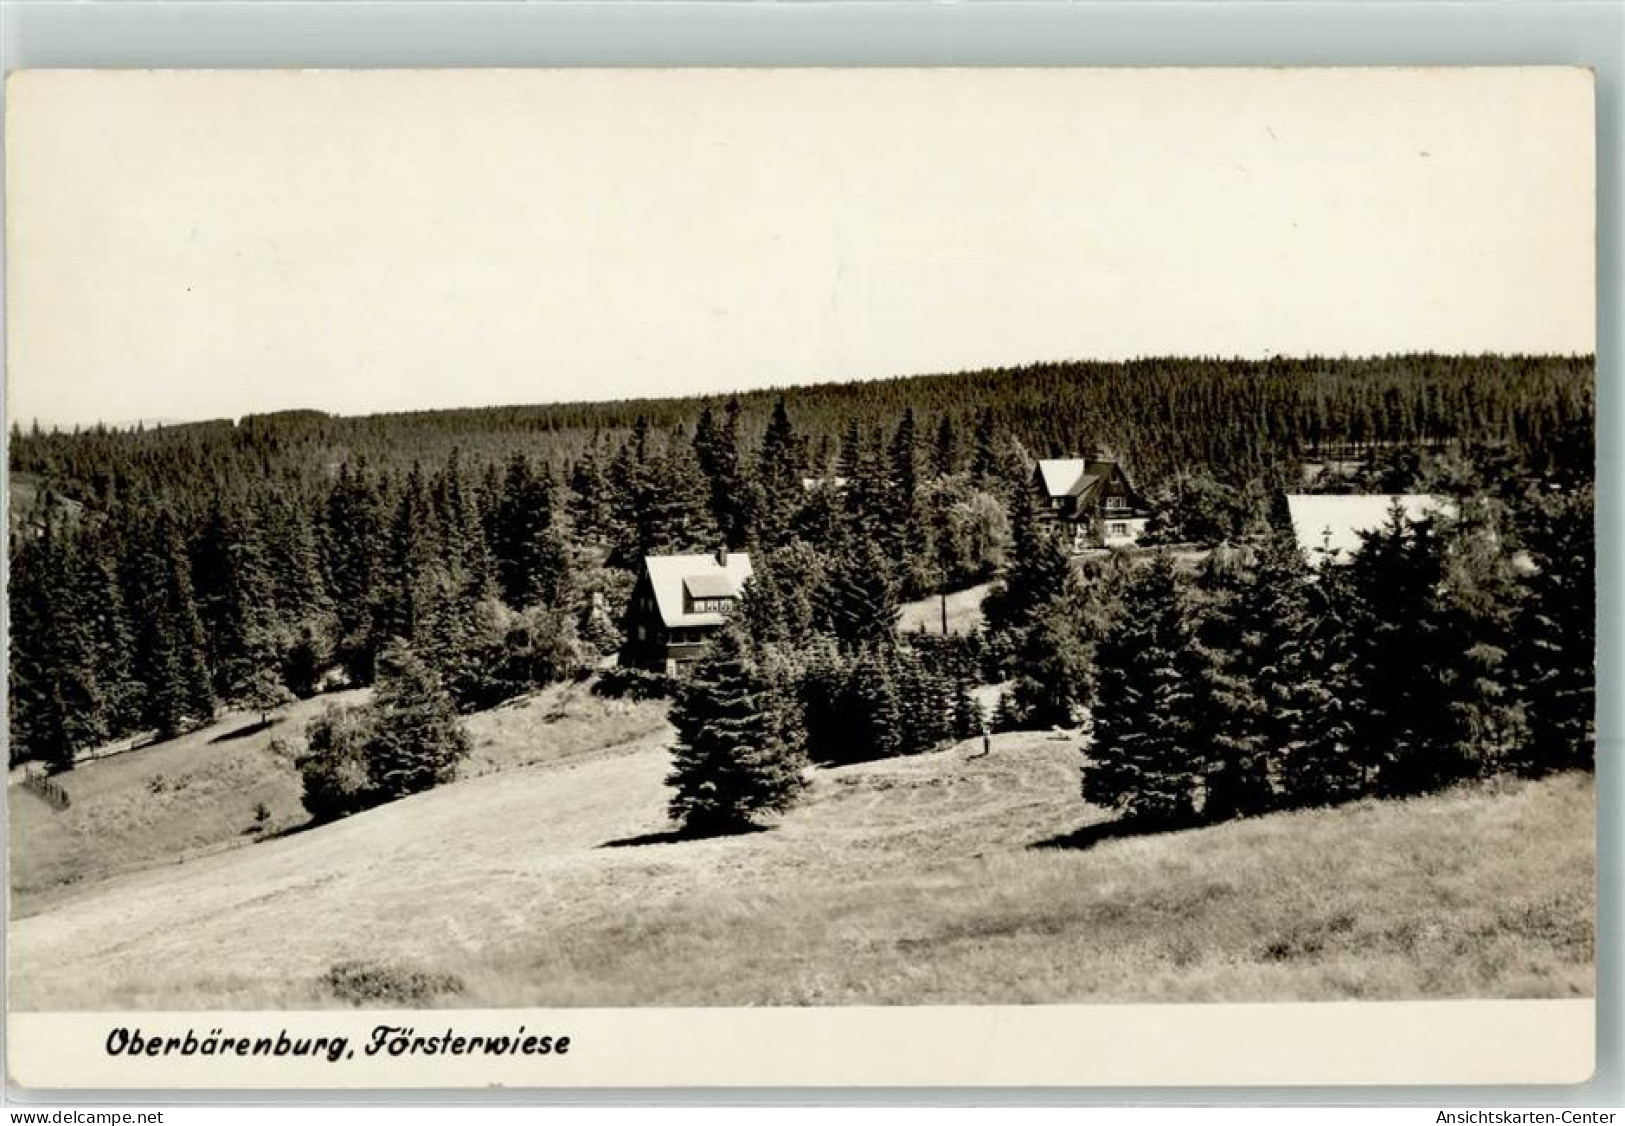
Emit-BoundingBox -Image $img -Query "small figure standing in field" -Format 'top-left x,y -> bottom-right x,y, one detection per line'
972,727 -> 992,759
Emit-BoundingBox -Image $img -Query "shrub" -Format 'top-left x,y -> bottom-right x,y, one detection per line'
237,666 -> 295,723
294,644 -> 471,820
592,666 -> 673,701
439,600 -> 585,712
321,960 -> 465,1006
296,704 -> 376,822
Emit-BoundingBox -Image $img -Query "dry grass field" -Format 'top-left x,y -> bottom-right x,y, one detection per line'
7,681 -> 669,919
896,582 -> 993,637
6,682 -> 1594,1010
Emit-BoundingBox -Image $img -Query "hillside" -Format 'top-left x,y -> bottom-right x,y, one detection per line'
7,680 -> 671,919
7,695 -> 1594,1010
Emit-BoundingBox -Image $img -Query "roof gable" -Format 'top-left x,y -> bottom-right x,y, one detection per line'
1038,457 -> 1137,501
1036,459 -> 1091,498
643,552 -> 754,627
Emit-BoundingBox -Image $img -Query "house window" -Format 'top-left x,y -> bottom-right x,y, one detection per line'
1105,496 -> 1128,512
691,597 -> 733,614
1108,522 -> 1129,537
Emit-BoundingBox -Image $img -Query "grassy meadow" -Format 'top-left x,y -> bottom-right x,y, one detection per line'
897,582 -> 993,637
6,680 -> 1595,1010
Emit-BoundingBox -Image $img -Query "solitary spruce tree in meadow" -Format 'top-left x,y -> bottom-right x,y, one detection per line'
666,627 -> 807,835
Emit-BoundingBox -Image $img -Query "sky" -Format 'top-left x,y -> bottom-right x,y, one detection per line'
4,67 -> 1596,429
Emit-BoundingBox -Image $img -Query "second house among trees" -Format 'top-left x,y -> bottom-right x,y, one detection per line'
1031,456 -> 1152,551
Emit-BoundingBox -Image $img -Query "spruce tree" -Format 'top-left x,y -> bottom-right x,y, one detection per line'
434,448 -> 497,603
933,412 -> 962,478
982,488 -> 1076,679
644,438 -> 720,554
322,459 -> 386,680
893,646 -> 952,753
192,493 -> 280,701
367,641 -> 471,798
1188,543 -> 1274,821
131,510 -> 216,738
950,675 -> 984,741
666,628 -> 807,833
754,397 -> 805,549
604,425 -> 652,567
1513,483 -> 1594,773
1083,554 -> 1204,827
1282,565 -> 1369,805
841,648 -> 904,761
838,422 -> 895,551
1002,596 -> 1093,731
1434,497 -> 1531,779
567,436 -> 613,542
8,524 -> 108,769
494,452 -> 569,609
818,538 -> 902,651
1342,504 -> 1465,797
76,522 -> 143,732
1216,528 -> 1360,809
693,399 -> 754,547
969,408 -> 1000,487
259,488 -> 331,628
983,487 -> 1073,638
887,407 -> 928,582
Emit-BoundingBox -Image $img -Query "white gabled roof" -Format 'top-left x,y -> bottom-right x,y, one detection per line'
643,552 -> 754,628
1036,459 -> 1091,498
1285,494 -> 1453,566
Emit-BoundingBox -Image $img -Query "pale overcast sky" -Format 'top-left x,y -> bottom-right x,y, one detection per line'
5,68 -> 1595,429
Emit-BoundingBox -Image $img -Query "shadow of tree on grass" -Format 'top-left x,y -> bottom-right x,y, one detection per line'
1030,813 -> 1197,852
601,823 -> 771,849
209,718 -> 278,744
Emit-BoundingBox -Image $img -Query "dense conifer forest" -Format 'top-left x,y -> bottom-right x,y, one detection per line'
8,353 -> 1595,833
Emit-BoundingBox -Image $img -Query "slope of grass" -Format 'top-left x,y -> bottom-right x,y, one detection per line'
897,583 -> 992,637
6,680 -> 670,920
7,692 -> 367,917
459,678 -> 671,779
8,717 -> 1593,1010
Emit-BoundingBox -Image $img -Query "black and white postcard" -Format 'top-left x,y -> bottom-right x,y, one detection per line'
3,67 -> 1597,1088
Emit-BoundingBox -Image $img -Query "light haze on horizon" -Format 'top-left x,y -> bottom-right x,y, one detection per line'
5,68 -> 1596,430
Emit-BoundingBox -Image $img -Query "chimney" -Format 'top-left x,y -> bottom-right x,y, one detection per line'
715,546 -> 729,567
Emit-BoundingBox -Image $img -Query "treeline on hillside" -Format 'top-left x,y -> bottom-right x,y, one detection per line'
663,474 -> 1595,835
8,354 -> 1594,778
11,354 -> 1592,514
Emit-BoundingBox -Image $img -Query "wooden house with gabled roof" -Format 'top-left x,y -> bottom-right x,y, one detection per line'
1031,456 -> 1151,550
620,549 -> 754,675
